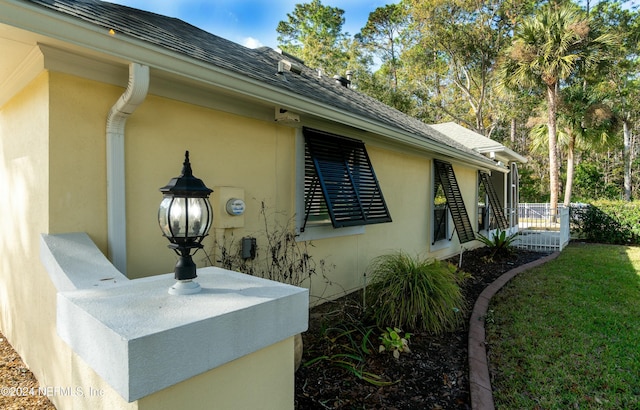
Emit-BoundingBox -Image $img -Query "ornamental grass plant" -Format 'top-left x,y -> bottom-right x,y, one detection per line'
365,251 -> 467,333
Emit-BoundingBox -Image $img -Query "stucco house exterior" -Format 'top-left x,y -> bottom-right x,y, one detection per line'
0,0 -> 526,408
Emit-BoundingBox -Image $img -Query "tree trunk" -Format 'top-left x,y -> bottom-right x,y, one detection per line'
547,84 -> 560,219
390,35 -> 398,91
510,118 -> 516,145
623,118 -> 631,201
563,133 -> 576,206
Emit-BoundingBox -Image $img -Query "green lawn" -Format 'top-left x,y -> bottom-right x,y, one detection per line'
486,243 -> 640,409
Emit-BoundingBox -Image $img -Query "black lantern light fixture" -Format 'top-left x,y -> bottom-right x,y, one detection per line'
158,151 -> 213,295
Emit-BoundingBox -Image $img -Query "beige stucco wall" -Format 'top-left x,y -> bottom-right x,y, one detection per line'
138,337 -> 294,410
0,71 -> 64,390
114,88 -> 429,299
46,72 -> 301,408
108,78 -> 482,300
123,94 -> 295,279
48,73 -> 113,249
290,149 -> 482,300
46,72 -> 135,409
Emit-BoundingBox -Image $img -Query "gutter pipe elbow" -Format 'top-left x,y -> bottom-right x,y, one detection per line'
106,63 -> 149,274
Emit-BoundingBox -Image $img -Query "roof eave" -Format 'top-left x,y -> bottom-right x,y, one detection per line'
476,146 -> 528,164
1,0 -> 502,171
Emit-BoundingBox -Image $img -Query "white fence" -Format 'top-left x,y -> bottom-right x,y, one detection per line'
513,203 -> 570,252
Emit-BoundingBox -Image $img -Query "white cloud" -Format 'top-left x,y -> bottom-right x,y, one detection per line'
242,37 -> 264,49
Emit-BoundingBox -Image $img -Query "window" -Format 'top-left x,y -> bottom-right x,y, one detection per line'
433,179 -> 448,242
477,174 -> 488,231
298,128 -> 392,237
479,171 -> 508,231
508,163 -> 519,226
432,159 -> 475,244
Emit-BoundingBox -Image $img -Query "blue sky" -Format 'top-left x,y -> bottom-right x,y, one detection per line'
105,1 -> 392,49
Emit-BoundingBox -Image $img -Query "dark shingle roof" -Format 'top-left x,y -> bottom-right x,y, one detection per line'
26,0 -> 494,164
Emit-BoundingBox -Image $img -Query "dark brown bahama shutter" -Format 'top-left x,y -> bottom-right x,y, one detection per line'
434,159 -> 475,243
479,171 -> 509,230
302,127 -> 392,229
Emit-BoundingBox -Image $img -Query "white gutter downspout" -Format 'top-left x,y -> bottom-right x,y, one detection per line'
106,63 -> 149,274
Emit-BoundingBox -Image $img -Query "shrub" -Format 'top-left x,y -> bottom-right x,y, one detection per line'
571,201 -> 640,244
365,252 -> 466,333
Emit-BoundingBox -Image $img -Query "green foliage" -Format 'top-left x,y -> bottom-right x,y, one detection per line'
357,4 -> 406,93
304,299 -> 397,386
500,2 -> 619,208
365,252 -> 466,333
358,4 -> 406,65
573,162 -> 605,200
571,201 -> 640,245
305,325 -> 394,386
378,327 -> 411,359
406,0 -> 534,132
476,228 -> 519,259
355,71 -> 415,114
518,165 -> 549,203
276,0 -> 349,75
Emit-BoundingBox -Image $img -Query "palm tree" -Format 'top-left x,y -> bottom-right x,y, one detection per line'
500,3 -> 612,217
560,86 -> 618,205
528,86 -> 617,205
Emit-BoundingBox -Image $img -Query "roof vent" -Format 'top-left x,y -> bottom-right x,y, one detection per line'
333,75 -> 350,88
275,107 -> 300,124
278,59 -> 302,75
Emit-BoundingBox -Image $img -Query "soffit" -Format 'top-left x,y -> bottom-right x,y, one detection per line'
0,23 -> 40,101
0,25 -> 33,80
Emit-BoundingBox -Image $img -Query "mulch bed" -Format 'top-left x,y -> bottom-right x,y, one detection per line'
0,333 -> 56,410
295,247 -> 549,409
0,247 -> 547,410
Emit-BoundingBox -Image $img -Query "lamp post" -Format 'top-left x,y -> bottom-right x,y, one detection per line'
158,151 -> 213,295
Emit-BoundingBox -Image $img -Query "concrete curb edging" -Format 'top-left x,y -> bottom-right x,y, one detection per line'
468,251 -> 561,410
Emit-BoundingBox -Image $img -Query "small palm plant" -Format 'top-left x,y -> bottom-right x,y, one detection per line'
476,228 -> 519,260
365,252 -> 466,334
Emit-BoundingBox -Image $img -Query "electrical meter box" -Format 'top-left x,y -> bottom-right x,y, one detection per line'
212,186 -> 245,228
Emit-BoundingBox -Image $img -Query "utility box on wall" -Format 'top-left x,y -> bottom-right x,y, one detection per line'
212,186 -> 245,228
